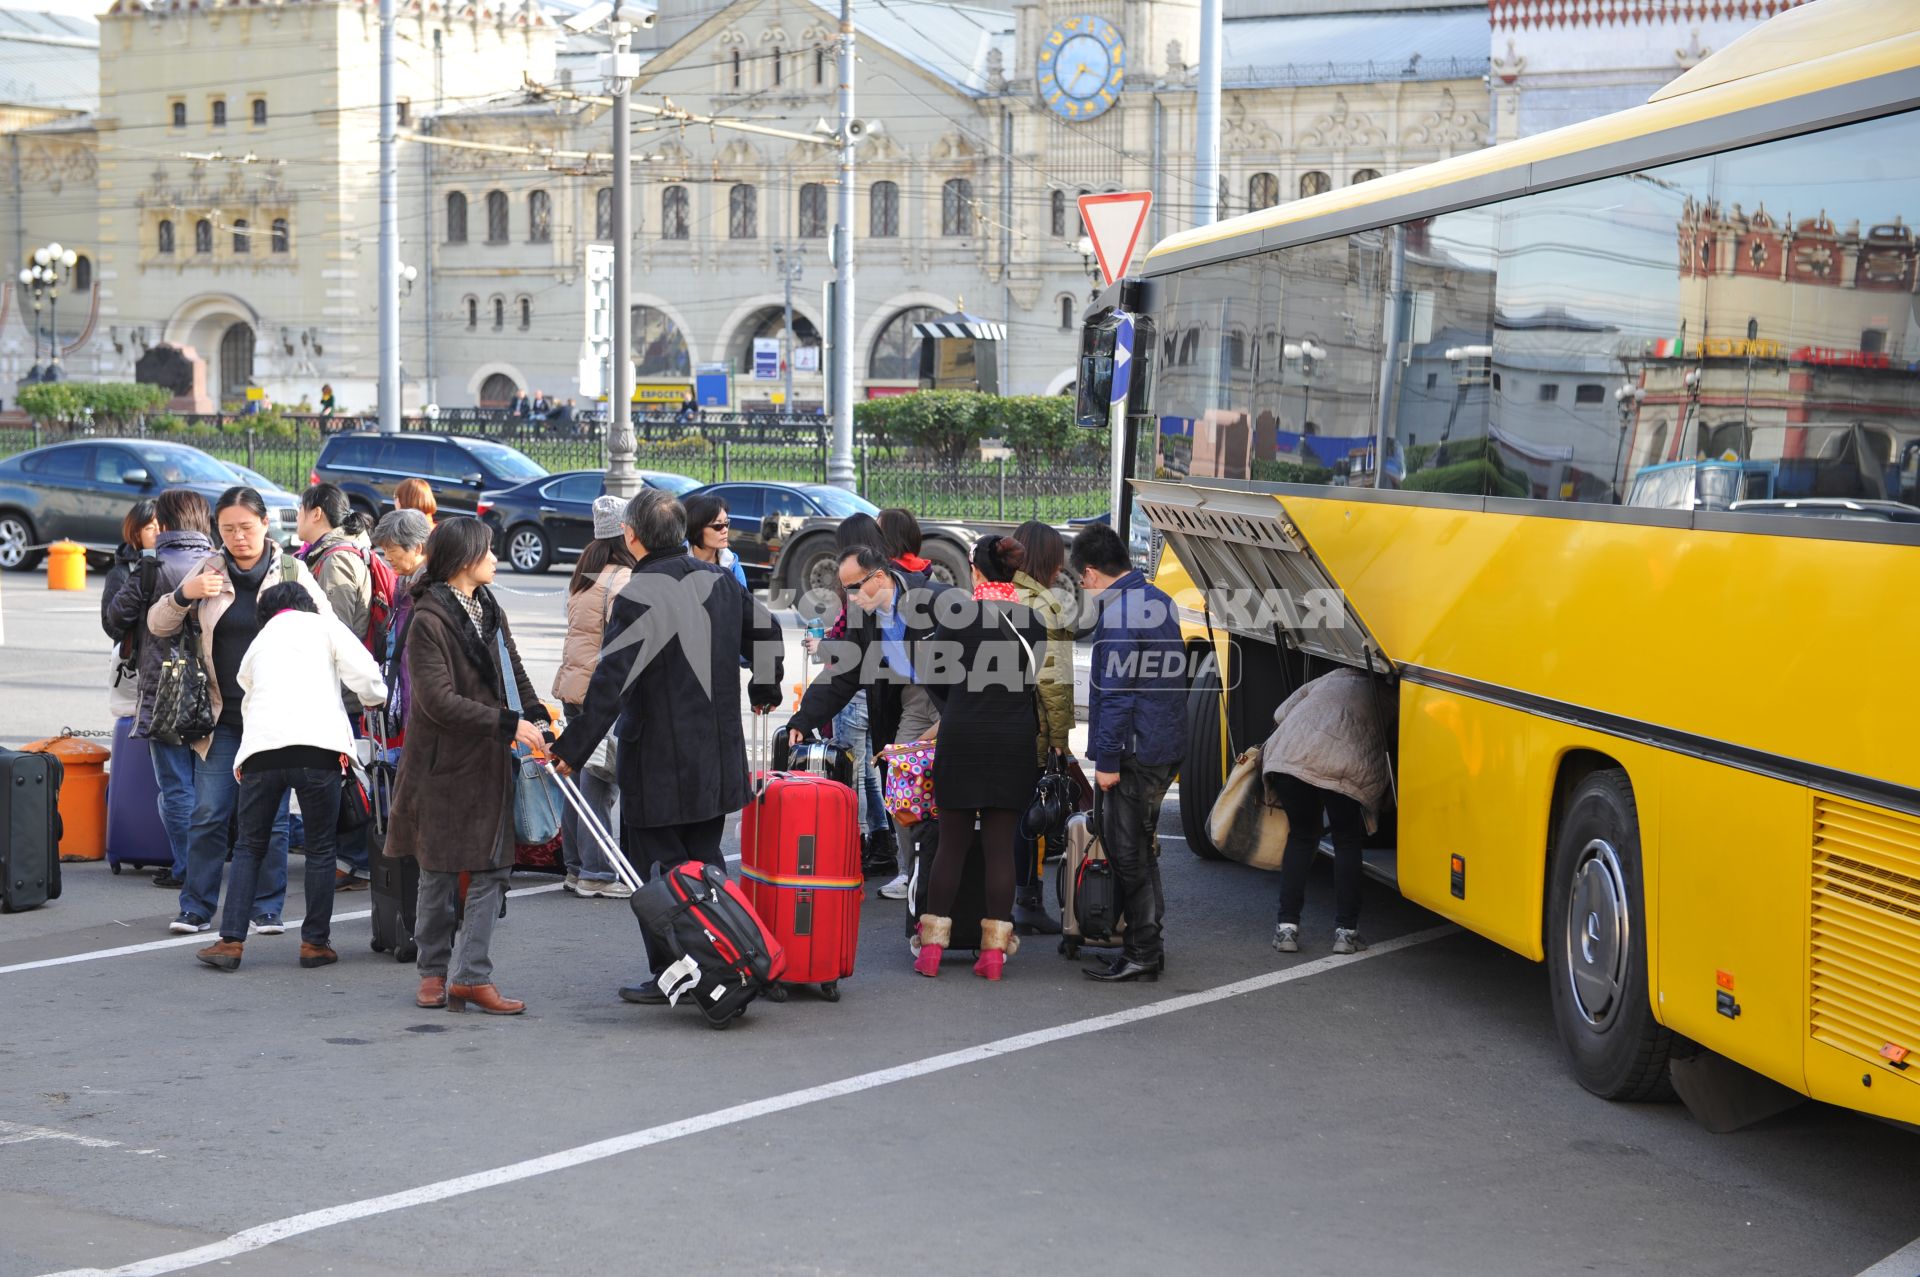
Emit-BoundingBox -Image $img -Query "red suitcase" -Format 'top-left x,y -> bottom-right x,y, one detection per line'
740,763 -> 862,1002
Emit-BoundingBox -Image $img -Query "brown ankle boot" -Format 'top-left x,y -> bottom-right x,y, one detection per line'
299,942 -> 338,969
196,939 -> 243,971
416,976 -> 448,1008
447,983 -> 525,1015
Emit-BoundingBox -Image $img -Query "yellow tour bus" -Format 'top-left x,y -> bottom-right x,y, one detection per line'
1078,0 -> 1920,1127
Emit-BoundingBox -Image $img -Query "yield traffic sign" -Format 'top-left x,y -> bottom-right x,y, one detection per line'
1077,191 -> 1153,288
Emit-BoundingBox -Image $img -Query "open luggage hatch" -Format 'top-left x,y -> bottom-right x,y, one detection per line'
1134,479 -> 1394,674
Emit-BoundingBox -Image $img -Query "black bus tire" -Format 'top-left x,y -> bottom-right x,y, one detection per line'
1180,658 -> 1229,861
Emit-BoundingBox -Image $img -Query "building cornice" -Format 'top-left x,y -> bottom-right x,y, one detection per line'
1490,0 -> 1799,30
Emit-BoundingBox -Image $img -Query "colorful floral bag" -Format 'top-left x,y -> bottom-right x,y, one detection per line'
877,740 -> 938,827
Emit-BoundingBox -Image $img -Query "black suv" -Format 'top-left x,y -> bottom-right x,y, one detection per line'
310,432 -> 549,520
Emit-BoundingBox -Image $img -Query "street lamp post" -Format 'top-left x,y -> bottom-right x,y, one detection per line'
1284,337 -> 1326,435
18,242 -> 77,383
1614,382 -> 1646,498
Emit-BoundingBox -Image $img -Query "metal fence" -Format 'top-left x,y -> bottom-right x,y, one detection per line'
0,415 -> 1111,520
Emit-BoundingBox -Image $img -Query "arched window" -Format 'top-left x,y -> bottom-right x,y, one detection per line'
73,255 -> 91,293
941,178 -> 973,237
1248,172 -> 1279,211
815,48 -> 826,84
729,184 -> 757,239
868,305 -> 940,379
485,190 -> 508,244
1351,168 -> 1381,185
211,98 -> 226,127
270,218 -> 290,253
518,296 -> 532,330
232,218 -> 250,254
251,98 -> 267,126
662,185 -> 689,239
465,296 -> 478,330
528,190 -> 552,243
194,219 -> 213,254
1060,295 -> 1074,330
1299,170 -> 1331,199
771,47 -> 783,86
492,296 -> 505,330
798,183 -> 827,238
869,181 -> 898,238
731,306 -> 820,375
595,187 -> 613,241
170,101 -> 185,128
446,192 -> 468,244
1051,189 -> 1066,238
730,50 -> 742,89
632,304 -> 692,377
157,220 -> 175,255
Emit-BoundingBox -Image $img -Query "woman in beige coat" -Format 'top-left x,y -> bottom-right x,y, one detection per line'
550,496 -> 635,898
1262,668 -> 1392,955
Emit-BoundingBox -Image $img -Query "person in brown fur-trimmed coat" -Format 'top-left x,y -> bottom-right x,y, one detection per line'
385,517 -> 551,1015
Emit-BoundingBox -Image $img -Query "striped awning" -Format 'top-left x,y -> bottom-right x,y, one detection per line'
914,312 -> 1006,341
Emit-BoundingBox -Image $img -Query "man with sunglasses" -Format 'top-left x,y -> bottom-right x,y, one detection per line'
786,544 -> 955,899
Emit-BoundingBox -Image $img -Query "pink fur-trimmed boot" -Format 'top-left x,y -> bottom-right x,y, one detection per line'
912,914 -> 950,977
974,918 -> 1019,981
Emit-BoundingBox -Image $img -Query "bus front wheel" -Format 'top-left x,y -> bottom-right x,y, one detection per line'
1179,659 -> 1229,861
1546,769 -> 1675,1102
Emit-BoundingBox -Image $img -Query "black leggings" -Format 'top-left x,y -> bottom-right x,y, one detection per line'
928,807 -> 1019,923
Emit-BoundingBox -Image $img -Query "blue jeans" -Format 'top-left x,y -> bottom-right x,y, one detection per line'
223,765 -> 340,945
834,692 -> 886,835
558,702 -> 618,882
179,725 -> 290,924
149,740 -> 197,879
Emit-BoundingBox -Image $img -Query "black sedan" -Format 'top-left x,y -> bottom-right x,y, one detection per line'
479,469 -> 700,573
684,481 -> 879,580
0,439 -> 302,571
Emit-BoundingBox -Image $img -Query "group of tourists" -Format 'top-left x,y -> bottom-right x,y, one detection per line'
100,469 -> 1381,1015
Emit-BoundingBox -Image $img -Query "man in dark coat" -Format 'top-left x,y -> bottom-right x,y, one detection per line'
1072,522 -> 1187,983
552,490 -> 784,1003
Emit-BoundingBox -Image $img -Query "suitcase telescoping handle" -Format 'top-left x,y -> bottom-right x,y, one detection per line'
544,764 -> 646,894
749,708 -> 772,799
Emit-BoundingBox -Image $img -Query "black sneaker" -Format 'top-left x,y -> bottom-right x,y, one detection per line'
152,871 -> 184,888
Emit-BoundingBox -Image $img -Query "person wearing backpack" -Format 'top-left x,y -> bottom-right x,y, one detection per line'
298,483 -> 393,890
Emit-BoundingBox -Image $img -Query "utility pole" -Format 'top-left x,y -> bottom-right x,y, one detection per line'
603,18 -> 641,497
1193,0 -> 1222,229
826,0 -> 856,489
776,244 -> 802,415
377,0 -> 400,431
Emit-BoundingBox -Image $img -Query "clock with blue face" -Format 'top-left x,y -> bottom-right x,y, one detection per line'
1037,15 -> 1126,121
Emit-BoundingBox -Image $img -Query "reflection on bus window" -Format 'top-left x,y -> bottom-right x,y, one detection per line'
1145,111 -> 1920,522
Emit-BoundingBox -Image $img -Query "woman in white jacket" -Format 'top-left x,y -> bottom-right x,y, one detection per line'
196,582 -> 388,973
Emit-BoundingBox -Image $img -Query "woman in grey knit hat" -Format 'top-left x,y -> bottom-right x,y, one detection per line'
549,495 -> 639,896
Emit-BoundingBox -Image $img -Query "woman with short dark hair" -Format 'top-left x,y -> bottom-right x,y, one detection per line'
386,517 -> 551,1014
683,492 -> 747,586
193,582 -> 387,972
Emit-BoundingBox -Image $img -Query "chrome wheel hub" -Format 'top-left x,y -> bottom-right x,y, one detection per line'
1565,838 -> 1629,1029
508,531 -> 543,569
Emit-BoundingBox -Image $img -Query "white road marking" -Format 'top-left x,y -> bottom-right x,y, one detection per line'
1856,1237 -> 1920,1277
0,1120 -> 120,1150
37,923 -> 1456,1277
0,882 -> 567,977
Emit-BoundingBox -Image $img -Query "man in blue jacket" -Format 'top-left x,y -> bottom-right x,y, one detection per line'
1071,523 -> 1187,982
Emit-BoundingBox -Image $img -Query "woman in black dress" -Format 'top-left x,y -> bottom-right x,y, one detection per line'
913,535 -> 1043,980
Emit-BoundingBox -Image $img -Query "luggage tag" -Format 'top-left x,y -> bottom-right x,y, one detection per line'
659,955 -> 702,1006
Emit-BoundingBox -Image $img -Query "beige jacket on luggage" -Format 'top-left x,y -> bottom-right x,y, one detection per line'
1260,668 -> 1392,833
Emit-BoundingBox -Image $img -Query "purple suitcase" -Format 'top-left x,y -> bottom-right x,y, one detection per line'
107,716 -> 171,872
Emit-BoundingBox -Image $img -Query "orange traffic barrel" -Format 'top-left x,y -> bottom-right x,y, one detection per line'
46,540 -> 85,591
25,733 -> 110,861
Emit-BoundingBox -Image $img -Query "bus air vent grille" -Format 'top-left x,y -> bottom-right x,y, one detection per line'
1809,795 -> 1920,1080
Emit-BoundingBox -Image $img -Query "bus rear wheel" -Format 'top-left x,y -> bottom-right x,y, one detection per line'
1179,658 -> 1229,861
1546,769 -> 1675,1102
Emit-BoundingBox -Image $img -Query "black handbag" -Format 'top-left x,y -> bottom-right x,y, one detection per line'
1072,793 -> 1124,941
148,614 -> 216,747
337,754 -> 373,833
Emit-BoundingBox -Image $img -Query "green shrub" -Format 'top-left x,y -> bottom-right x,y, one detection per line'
17,381 -> 170,430
1251,457 -> 1332,485
1403,458 -> 1528,498
856,391 -> 1092,466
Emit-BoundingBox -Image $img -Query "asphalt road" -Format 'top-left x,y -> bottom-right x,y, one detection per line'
2,567 -> 1917,1277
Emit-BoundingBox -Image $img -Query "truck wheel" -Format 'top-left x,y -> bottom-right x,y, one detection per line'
1546,769 -> 1676,1101
922,539 -> 969,589
1179,658 -> 1230,861
788,535 -> 840,614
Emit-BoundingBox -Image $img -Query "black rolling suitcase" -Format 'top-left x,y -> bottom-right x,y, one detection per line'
1,749 -> 64,912
903,818 -> 987,956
